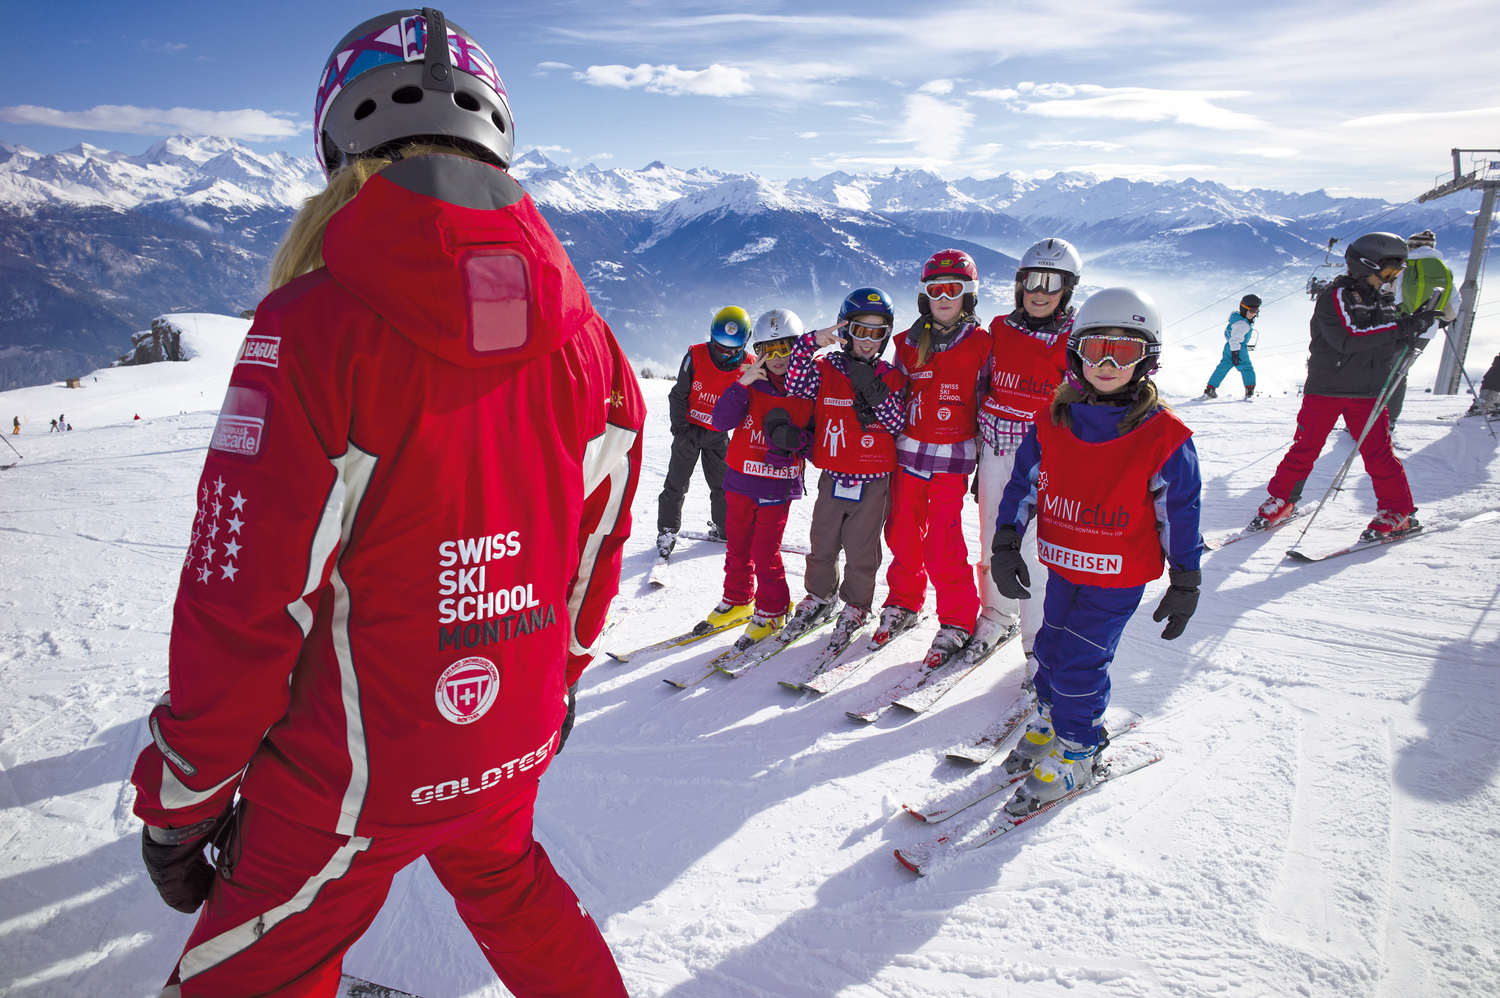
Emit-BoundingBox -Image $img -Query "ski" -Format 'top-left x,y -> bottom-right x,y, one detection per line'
718,611 -> 837,678
647,556 -> 670,587
607,616 -> 741,664
777,618 -> 870,690
680,529 -> 810,556
912,710 -> 1143,823
1205,500 -> 1320,551
894,742 -> 1164,875
1286,509 -> 1499,562
798,613 -> 931,696
943,692 -> 1036,765
889,627 -> 1020,716
847,628 -> 1005,724
340,976 -> 423,998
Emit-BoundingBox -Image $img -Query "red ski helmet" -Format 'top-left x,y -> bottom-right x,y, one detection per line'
918,249 -> 979,317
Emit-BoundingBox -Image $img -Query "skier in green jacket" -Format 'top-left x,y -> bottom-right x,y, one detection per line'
1387,230 -> 1456,427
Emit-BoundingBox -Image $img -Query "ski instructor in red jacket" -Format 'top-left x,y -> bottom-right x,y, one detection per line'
130,10 -> 641,997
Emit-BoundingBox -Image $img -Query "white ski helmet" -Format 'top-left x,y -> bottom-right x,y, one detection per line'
753,308 -> 804,349
1015,238 -> 1083,312
1067,287 -> 1163,382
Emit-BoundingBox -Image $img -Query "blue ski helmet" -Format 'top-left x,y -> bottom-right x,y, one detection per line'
710,306 -> 751,349
838,287 -> 895,356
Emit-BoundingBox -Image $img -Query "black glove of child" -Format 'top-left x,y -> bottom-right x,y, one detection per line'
1151,569 -> 1201,640
1230,350 -> 1241,366
846,358 -> 891,407
989,525 -> 1031,600
140,802 -> 234,913
763,407 -> 810,457
1398,308 -> 1441,342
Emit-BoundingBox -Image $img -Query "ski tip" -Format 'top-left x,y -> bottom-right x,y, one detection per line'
900,804 -> 930,822
661,678 -> 687,689
893,849 -> 925,875
606,651 -> 632,663
1284,548 -> 1313,561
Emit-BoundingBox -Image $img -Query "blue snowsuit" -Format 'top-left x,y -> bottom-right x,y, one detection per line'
996,402 -> 1203,745
1207,311 -> 1256,390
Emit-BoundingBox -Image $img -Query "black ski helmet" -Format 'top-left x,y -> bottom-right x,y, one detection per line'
1239,294 -> 1262,319
839,288 -> 896,356
1344,232 -> 1408,280
314,8 -> 515,177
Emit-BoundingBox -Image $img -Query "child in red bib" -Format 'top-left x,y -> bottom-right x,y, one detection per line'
990,288 -> 1204,816
709,310 -> 817,644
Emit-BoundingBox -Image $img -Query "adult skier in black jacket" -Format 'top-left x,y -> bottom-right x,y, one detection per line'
1249,232 -> 1439,541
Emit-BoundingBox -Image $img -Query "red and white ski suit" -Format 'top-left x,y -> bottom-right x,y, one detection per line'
130,154 -> 642,996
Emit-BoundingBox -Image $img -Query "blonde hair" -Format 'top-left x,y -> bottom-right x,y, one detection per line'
1050,327 -> 1170,433
913,310 -> 977,368
268,143 -> 483,292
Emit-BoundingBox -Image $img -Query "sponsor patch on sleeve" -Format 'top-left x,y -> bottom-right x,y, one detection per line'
210,386 -> 268,458
237,334 -> 281,368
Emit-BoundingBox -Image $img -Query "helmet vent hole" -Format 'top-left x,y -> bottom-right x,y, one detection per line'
491,111 -> 506,134
453,91 -> 481,112
391,86 -> 424,105
353,99 -> 377,121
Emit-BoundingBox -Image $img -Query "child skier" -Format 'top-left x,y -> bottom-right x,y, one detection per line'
783,288 -> 907,652
658,306 -> 755,557
991,288 -> 1204,814
880,249 -> 993,667
708,310 -> 817,643
129,10 -> 638,996
1249,232 -> 1438,540
1199,295 -> 1260,400
976,238 -> 1080,678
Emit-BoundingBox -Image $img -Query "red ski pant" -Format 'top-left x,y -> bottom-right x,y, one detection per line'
883,469 -> 980,631
1267,394 -> 1414,513
723,491 -> 793,615
169,784 -> 626,998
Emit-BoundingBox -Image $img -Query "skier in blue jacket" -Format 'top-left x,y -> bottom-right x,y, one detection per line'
1199,294 -> 1260,399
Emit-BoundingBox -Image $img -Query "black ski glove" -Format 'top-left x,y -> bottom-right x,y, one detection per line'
140,802 -> 234,913
1152,569 -> 1201,640
846,359 -> 891,408
1398,308 -> 1440,342
763,407 -> 810,457
558,682 -> 578,753
990,525 -> 1031,600
1230,350 -> 1241,366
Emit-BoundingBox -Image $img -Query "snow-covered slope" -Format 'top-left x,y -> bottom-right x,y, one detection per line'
2,346 -> 1498,997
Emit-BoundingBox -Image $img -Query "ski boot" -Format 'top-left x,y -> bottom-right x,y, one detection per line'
1248,494 -> 1296,531
827,603 -> 869,648
742,609 -> 787,644
1021,651 -> 1040,700
1360,509 -> 1420,542
1244,385 -> 1255,401
999,701 -> 1055,777
1464,388 -> 1499,417
656,530 -> 677,559
1004,730 -> 1109,817
780,595 -> 835,643
703,520 -> 728,543
963,613 -> 1018,664
871,605 -> 920,646
705,600 -> 753,628
923,624 -> 971,668
1197,384 -> 1217,401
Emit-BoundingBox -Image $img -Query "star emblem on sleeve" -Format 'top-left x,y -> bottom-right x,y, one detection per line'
188,477 -> 248,586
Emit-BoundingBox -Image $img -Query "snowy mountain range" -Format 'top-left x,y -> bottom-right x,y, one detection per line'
0,135 -> 1479,388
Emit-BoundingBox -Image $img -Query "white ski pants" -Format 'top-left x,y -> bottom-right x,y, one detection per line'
975,445 -> 1047,654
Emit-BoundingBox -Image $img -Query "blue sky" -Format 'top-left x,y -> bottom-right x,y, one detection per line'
3,0 -> 1498,198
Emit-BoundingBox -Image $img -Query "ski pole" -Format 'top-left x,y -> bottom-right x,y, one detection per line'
1287,289 -> 1443,551
1,430 -> 22,462
1436,322 -> 1498,441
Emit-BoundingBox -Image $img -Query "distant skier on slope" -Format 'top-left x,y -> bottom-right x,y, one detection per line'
10,416 -> 18,435
879,249 -> 994,668
657,306 -> 755,559
1247,232 -> 1439,541
705,310 -> 817,644
1199,294 -> 1260,400
991,288 -> 1203,815
976,238 -> 1080,683
783,288 -> 908,652
129,9 -> 639,997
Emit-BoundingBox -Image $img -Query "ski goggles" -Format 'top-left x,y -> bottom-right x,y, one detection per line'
921,279 -> 977,301
1075,335 -> 1148,369
847,320 -> 891,340
1020,271 -> 1070,294
1377,262 -> 1405,281
757,340 -> 794,359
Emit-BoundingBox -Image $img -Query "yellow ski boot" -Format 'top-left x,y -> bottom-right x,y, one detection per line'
705,600 -> 753,628
741,610 -> 787,644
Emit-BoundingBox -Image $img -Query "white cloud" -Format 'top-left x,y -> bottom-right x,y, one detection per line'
874,93 -> 974,154
1008,83 -> 1263,130
969,88 -> 1019,101
523,144 -> 572,156
536,61 -> 574,71
1237,147 -> 1298,158
1340,106 -> 1500,129
1025,140 -> 1125,151
917,79 -> 954,95
796,132 -> 819,139
577,63 -> 753,97
823,100 -> 866,108
0,104 -> 307,141
587,152 -> 614,160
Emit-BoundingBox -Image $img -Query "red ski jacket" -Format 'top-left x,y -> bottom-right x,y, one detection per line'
131,154 -> 645,836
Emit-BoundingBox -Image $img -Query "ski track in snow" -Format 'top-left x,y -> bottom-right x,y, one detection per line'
2,331 -> 1499,997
